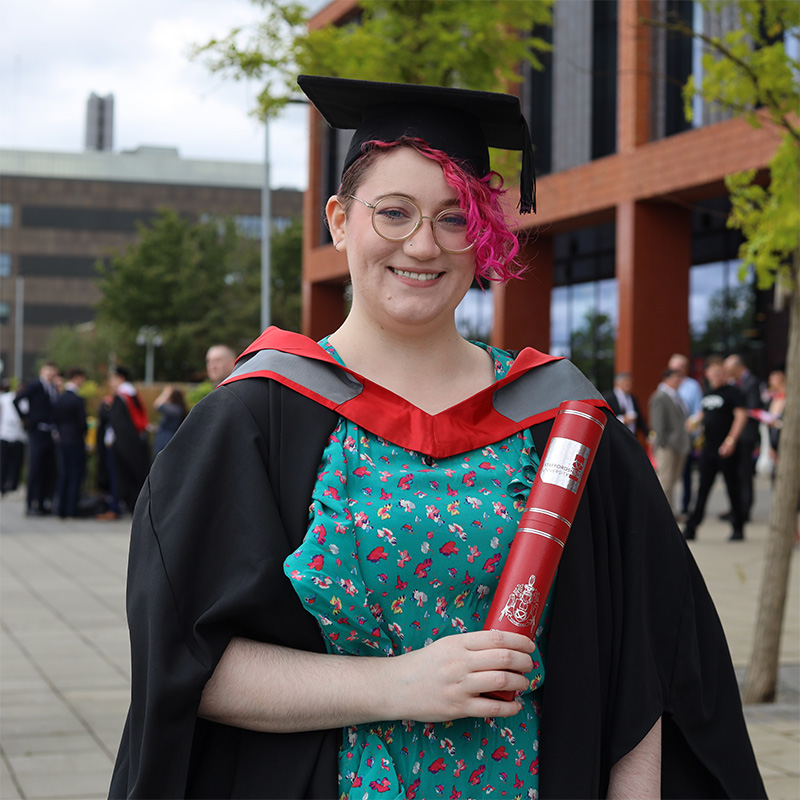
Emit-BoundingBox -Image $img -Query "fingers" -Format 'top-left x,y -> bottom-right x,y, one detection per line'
461,643 -> 534,679
463,629 -> 536,654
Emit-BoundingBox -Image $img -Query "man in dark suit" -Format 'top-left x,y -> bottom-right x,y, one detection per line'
14,361 -> 59,515
603,372 -> 648,440
724,354 -> 762,522
54,368 -> 88,519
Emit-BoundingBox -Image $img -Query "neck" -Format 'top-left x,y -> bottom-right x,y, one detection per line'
328,315 -> 494,414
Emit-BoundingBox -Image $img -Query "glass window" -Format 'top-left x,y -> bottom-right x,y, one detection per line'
550,223 -> 617,388
455,286 -> 493,342
663,0 -> 695,135
0,204 -> 12,228
272,216 -> 291,234
550,286 -> 571,358
690,259 -> 757,357
0,302 -> 9,324
0,253 -> 10,277
234,215 -> 263,240
591,0 -> 618,159
550,278 -> 618,390
527,22 -> 553,176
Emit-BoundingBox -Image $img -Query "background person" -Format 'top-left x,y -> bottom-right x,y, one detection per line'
668,352 -> 703,518
723,354 -> 763,522
0,379 -> 27,495
95,394 -> 122,521
683,356 -> 748,542
602,372 -> 648,439
106,367 -> 150,515
53,368 -> 88,519
151,385 -> 187,458
205,344 -> 237,387
648,368 -> 691,515
110,76 -> 764,800
14,361 -> 59,516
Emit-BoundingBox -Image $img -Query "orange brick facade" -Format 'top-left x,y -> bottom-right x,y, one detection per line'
300,0 -> 780,398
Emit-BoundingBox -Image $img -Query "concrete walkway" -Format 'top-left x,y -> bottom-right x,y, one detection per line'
1,476 -> 798,799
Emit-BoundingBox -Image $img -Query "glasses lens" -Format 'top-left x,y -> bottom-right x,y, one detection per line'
434,209 -> 471,252
372,197 -> 420,240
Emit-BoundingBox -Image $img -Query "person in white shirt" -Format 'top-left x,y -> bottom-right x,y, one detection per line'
0,379 -> 27,494
603,373 -> 648,438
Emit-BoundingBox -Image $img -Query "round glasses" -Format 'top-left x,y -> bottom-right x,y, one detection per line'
349,195 -> 475,253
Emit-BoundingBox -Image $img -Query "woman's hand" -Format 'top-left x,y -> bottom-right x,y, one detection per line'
384,629 -> 535,722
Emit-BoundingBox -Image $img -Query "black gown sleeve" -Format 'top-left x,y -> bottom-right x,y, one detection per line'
109,378 -> 340,799
536,413 -> 765,799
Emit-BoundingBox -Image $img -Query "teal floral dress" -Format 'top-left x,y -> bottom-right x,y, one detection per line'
284,340 -> 552,800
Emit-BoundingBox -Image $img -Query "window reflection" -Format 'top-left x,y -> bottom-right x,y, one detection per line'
690,259 -> 756,357
456,286 -> 493,342
550,225 -> 617,389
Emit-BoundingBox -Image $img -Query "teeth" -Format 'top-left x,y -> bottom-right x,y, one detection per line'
391,268 -> 441,281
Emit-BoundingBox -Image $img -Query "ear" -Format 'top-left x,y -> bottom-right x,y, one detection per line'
326,196 -> 347,250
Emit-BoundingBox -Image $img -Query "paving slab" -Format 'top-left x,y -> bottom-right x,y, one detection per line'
1,475 -> 798,799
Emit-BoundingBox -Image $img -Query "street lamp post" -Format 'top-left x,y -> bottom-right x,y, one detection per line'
261,122 -> 271,331
136,325 -> 163,385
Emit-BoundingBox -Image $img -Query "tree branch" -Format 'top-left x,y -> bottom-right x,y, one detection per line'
641,13 -> 800,144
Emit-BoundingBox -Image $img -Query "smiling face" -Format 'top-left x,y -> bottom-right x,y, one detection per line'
327,147 -> 478,337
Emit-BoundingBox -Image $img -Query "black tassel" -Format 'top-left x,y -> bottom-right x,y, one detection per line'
518,118 -> 537,215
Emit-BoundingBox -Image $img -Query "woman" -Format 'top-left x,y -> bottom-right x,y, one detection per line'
151,385 -> 187,458
110,77 -> 764,799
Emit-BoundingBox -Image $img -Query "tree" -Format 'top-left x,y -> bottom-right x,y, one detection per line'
193,0 -> 552,179
45,320 -> 122,381
270,216 -> 303,332
96,210 -> 264,381
655,0 -> 799,703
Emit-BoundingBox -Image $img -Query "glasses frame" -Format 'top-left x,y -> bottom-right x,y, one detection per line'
348,194 -> 475,254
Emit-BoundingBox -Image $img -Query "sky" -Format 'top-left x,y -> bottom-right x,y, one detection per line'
0,0 -> 319,189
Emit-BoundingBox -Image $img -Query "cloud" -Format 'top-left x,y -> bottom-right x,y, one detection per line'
0,0 -> 309,188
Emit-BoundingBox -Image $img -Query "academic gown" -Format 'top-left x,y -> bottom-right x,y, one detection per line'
109,328 -> 765,799
109,394 -> 150,512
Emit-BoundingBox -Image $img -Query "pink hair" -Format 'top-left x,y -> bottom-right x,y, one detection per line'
339,137 -> 525,284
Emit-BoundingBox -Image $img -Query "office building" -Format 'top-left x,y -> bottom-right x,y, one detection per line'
0,146 -> 301,377
300,0 -> 789,394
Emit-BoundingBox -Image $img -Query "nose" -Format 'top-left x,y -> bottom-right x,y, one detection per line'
403,217 -> 440,259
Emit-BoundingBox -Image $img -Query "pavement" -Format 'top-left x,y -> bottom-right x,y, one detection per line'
1,476 -> 798,800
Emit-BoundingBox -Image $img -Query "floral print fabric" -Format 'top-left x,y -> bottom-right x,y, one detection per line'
284,341 -> 551,799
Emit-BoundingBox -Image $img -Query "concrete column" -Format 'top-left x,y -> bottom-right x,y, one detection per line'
302,280 -> 346,341
492,235 -> 553,352
618,0 -> 653,152
615,199 -> 692,398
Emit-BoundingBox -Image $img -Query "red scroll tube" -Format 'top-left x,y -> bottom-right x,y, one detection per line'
483,400 -> 606,700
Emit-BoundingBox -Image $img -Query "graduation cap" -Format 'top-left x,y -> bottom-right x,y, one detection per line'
297,74 -> 536,214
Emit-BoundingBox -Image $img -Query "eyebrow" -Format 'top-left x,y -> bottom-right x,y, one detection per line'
373,192 -> 463,209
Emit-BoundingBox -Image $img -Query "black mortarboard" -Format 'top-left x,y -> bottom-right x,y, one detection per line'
297,74 -> 536,214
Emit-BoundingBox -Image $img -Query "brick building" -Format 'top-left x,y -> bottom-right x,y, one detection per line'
0,146 -> 302,378
300,0 -> 790,397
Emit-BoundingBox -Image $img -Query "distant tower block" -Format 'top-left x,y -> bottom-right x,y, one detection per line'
85,93 -> 114,151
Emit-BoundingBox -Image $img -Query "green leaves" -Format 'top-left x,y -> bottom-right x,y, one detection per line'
684,0 -> 799,290
726,137 -> 800,290
94,210 -> 270,380
193,0 -> 553,119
